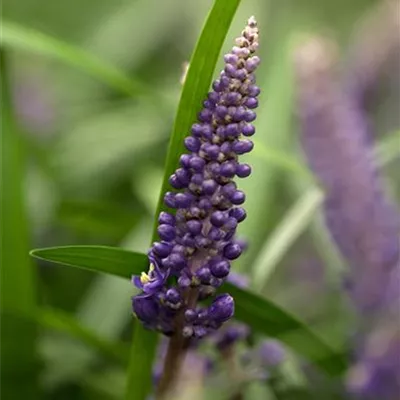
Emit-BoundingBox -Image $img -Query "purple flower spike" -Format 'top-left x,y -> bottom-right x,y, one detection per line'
294,36 -> 399,312
295,36 -> 400,399
347,318 -> 400,400
132,16 -> 260,338
215,324 -> 250,351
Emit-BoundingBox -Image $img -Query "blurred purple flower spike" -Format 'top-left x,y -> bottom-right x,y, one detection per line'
294,36 -> 399,313
294,35 -> 400,399
348,319 -> 400,399
259,339 -> 286,368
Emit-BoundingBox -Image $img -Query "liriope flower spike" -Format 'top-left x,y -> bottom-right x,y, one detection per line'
132,16 -> 260,340
294,35 -> 400,399
294,36 -> 399,313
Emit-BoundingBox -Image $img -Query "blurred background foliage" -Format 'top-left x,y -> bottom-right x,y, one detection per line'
1,0 -> 399,399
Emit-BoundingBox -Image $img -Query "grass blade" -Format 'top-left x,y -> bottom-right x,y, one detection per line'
0,20 -> 154,98
0,50 -> 39,398
252,139 -> 315,182
29,245 -> 346,375
375,129 -> 400,167
252,187 -> 324,290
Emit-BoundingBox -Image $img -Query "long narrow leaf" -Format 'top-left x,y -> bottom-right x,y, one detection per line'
30,245 -> 147,278
252,187 -> 324,290
224,282 -> 346,375
29,245 -> 347,375
374,129 -> 400,167
252,139 -> 315,182
0,50 -> 39,398
0,21 -> 156,99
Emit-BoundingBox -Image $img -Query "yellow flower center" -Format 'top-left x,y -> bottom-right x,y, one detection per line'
140,263 -> 155,284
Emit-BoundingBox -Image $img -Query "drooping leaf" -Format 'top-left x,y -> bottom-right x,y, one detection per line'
87,0 -> 186,71
0,20 -> 156,99
29,245 -> 347,375
224,282 -> 347,376
52,102 -> 168,192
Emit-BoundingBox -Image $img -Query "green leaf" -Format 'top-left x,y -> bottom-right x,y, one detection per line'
57,200 -> 140,238
0,50 -> 39,398
30,245 -> 346,375
375,129 -> 400,167
52,102 -> 168,192
237,19 -> 295,273
252,187 -> 324,290
0,20 -> 155,99
30,245 -> 147,279
87,0 -> 186,72
252,139 -> 315,182
224,282 -> 346,376
41,274 -> 134,387
36,307 -> 128,365
151,0 -> 241,238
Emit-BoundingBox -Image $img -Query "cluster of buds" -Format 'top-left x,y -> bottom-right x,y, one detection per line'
132,17 -> 260,339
